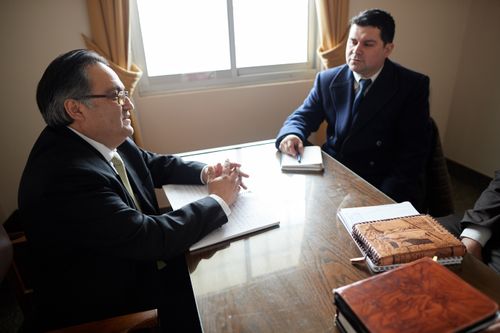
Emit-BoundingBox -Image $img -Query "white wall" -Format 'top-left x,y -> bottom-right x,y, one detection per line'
0,0 -> 497,222
0,0 -> 90,222
135,81 -> 312,154
443,0 -> 500,177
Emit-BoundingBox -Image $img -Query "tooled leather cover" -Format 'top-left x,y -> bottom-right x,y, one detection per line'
334,258 -> 499,333
352,214 -> 466,266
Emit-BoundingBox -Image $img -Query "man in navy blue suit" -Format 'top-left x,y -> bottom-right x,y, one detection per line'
276,9 -> 431,210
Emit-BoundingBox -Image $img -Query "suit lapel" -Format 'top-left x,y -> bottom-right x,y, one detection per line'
330,67 -> 355,143
348,59 -> 398,137
60,127 -> 156,213
118,145 -> 157,214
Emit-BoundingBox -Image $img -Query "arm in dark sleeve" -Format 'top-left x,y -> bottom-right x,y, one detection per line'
461,170 -> 500,231
29,166 -> 227,262
120,139 -> 206,187
275,72 -> 327,149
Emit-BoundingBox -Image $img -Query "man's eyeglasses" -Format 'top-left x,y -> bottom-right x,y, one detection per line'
76,90 -> 129,106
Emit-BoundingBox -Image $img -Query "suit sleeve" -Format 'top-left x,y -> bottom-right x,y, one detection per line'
120,139 -> 206,187
31,163 -> 227,262
23,137 -> 228,262
275,72 -> 327,149
461,170 -> 500,232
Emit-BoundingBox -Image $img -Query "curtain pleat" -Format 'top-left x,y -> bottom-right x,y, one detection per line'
315,0 -> 349,69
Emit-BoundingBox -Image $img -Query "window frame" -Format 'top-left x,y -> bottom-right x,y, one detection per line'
131,0 -> 320,95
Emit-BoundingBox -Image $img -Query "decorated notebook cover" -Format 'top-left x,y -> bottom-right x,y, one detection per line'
352,214 -> 466,266
333,257 -> 499,333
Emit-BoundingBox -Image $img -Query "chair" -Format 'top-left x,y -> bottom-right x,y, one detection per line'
0,223 -> 13,282
47,309 -> 159,333
4,210 -> 160,333
423,118 -> 455,217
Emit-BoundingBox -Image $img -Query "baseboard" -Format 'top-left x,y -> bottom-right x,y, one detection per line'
446,159 -> 492,189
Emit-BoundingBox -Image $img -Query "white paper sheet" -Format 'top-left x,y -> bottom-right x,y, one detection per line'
163,185 -> 280,251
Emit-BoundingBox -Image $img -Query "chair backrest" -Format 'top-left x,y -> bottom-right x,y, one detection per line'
7,232 -> 35,316
424,118 -> 455,217
5,210 -> 159,332
0,223 -> 13,282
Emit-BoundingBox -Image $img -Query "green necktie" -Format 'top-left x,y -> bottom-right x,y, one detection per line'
111,152 -> 141,210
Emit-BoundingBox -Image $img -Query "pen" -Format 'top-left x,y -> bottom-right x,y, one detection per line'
294,144 -> 302,163
350,256 -> 366,265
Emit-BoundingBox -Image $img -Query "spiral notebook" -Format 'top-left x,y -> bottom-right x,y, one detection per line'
337,202 -> 465,272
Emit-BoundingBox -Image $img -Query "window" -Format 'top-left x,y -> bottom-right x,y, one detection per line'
131,0 -> 318,94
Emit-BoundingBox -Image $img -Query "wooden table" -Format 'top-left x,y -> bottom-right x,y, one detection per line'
166,140 -> 500,333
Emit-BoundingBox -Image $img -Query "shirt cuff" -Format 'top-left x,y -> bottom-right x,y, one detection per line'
209,194 -> 231,217
200,165 -> 208,184
460,225 -> 492,247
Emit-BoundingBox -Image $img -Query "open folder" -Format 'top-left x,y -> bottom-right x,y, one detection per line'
163,185 -> 280,252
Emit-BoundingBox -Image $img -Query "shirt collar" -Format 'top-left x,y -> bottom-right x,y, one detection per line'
67,126 -> 116,162
353,65 -> 384,85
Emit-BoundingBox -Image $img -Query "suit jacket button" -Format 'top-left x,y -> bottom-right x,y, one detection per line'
376,140 -> 382,147
369,161 -> 375,166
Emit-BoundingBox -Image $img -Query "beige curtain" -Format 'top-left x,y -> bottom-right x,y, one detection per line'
315,0 -> 349,69
83,0 -> 144,146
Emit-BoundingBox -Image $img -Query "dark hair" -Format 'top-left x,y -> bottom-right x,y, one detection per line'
36,49 -> 109,127
350,9 -> 395,45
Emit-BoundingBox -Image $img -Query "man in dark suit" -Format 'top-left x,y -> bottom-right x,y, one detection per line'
276,9 -> 431,210
18,49 -> 247,331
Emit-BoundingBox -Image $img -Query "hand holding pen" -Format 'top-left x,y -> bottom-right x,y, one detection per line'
296,148 -> 302,163
279,134 -> 304,162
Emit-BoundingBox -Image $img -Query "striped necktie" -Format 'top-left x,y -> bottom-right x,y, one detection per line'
111,152 -> 140,210
352,78 -> 372,119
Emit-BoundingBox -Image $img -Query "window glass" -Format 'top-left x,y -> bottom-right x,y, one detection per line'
133,0 -> 317,93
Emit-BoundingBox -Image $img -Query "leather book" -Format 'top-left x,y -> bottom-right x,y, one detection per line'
333,257 -> 499,333
352,214 -> 466,266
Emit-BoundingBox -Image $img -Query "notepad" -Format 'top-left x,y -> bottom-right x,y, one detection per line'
163,185 -> 280,252
337,202 -> 464,272
281,146 -> 324,172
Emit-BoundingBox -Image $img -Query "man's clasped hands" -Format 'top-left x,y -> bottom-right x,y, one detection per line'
203,159 -> 249,206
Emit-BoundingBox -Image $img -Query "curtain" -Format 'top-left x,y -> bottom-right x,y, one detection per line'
83,0 -> 144,146
315,0 -> 349,69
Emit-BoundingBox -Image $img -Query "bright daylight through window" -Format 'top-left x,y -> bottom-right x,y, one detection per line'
133,0 -> 317,93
